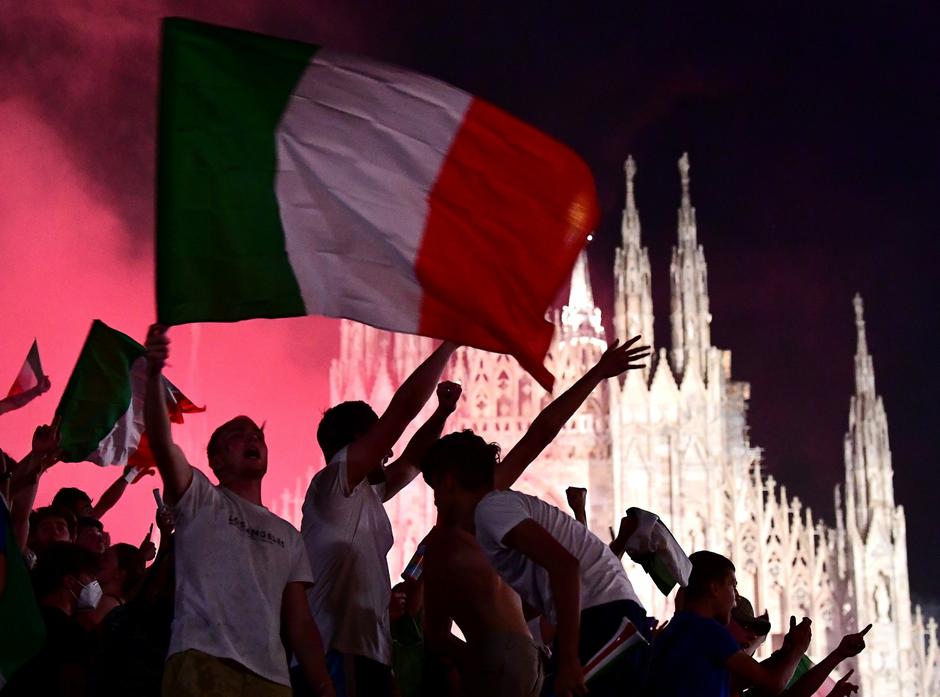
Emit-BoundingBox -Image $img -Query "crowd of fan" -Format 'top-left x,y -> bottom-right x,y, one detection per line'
0,326 -> 871,697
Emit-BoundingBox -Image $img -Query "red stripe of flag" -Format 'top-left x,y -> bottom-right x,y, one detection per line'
416,98 -> 598,391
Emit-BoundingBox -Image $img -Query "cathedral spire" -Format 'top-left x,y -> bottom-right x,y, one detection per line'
842,294 -> 912,696
560,247 -> 604,341
845,294 -> 894,519
853,293 -> 876,398
568,248 -> 595,311
623,155 -> 639,244
678,152 -> 695,242
613,156 -> 654,367
669,152 -> 711,380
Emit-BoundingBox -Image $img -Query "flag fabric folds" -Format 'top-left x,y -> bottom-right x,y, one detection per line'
624,508 -> 693,596
156,18 -> 598,390
54,320 -> 203,467
0,340 -> 47,414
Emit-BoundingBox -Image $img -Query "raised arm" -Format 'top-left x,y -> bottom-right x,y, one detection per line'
10,424 -> 61,550
783,625 -> 869,697
726,616 -> 811,695
143,325 -> 191,506
565,487 -> 587,526
345,341 -> 457,492
0,375 -> 50,415
496,337 -> 650,489
608,513 -> 639,559
382,381 -> 461,501
503,519 -> 585,697
90,463 -> 156,519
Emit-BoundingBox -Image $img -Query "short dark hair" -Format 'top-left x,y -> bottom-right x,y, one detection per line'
108,543 -> 146,595
317,401 -> 378,462
686,550 -> 736,600
51,487 -> 92,511
77,516 -> 104,533
206,415 -> 261,459
31,542 -> 99,597
421,430 -> 499,492
30,506 -> 76,536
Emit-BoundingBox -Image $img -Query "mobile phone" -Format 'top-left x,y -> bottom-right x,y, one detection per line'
402,541 -> 427,582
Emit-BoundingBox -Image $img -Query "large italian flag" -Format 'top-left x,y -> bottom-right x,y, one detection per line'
156,18 -> 598,390
55,320 -> 203,467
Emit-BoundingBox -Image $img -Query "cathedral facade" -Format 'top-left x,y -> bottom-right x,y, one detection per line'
275,155 -> 939,696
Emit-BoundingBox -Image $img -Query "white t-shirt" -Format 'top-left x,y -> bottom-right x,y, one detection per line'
169,468 -> 314,686
475,490 -> 643,625
302,447 -> 394,665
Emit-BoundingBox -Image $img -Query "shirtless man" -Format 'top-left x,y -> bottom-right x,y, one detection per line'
423,496 -> 542,696
422,339 -> 650,697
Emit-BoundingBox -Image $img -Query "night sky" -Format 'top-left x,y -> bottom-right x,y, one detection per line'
2,2 -> 937,604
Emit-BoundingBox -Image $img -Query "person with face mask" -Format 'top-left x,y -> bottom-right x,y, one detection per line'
2,541 -> 101,696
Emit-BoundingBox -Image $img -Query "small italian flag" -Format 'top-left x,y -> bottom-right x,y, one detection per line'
786,654 -> 839,696
583,617 -> 647,684
624,508 -> 692,596
156,18 -> 598,390
55,320 -> 203,468
0,340 -> 47,414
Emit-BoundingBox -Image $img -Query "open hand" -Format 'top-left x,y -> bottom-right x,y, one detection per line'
592,337 -> 651,379
436,381 -> 462,414
836,624 -> 871,659
145,324 -> 170,376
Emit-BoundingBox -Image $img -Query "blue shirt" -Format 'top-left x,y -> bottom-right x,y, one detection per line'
646,611 -> 741,697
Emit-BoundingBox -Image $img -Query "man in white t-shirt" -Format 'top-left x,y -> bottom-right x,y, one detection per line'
421,338 -> 652,697
144,325 -> 333,697
299,341 -> 459,697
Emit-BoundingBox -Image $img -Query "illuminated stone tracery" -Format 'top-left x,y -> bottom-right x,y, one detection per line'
278,155 -> 940,696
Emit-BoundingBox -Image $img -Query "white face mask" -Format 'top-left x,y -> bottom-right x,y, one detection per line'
71,578 -> 103,610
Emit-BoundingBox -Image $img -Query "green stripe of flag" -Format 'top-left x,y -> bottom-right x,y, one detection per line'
0,498 -> 45,685
642,554 -> 679,596
157,18 -> 318,325
55,321 -> 144,462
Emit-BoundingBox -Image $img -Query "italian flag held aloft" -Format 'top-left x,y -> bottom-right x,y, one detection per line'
55,320 -> 203,468
157,18 -> 599,390
0,340 -> 47,414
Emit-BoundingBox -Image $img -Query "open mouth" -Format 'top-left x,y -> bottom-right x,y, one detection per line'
244,447 -> 261,459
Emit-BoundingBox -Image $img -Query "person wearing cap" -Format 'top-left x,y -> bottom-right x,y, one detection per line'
728,595 -> 772,658
727,594 -> 870,697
